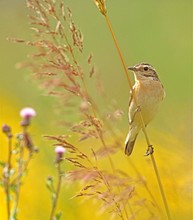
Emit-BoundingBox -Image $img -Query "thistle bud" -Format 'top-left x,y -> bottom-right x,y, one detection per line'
2,124 -> 12,138
55,146 -> 66,163
20,107 -> 36,127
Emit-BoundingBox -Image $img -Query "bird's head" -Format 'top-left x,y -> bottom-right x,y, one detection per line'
128,63 -> 159,81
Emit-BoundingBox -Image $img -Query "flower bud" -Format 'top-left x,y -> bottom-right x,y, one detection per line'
20,107 -> 36,127
2,124 -> 12,138
20,107 -> 36,119
55,146 -> 66,163
2,124 -> 11,133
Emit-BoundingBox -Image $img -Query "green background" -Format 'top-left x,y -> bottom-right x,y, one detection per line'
0,0 -> 192,219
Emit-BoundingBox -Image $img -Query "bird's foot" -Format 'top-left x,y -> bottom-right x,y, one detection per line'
136,105 -> 141,113
144,145 -> 154,156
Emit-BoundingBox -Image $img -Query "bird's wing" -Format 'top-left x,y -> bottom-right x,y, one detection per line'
128,90 -> 133,109
128,86 -> 136,125
128,85 -> 136,107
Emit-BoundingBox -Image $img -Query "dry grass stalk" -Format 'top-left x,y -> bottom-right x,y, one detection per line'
94,1 -> 171,220
45,135 -> 134,219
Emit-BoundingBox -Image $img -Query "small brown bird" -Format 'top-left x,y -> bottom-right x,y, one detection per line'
125,63 -> 165,156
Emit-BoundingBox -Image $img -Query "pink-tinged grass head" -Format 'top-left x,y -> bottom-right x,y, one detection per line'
20,107 -> 36,119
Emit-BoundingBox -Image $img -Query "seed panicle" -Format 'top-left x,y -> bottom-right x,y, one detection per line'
94,0 -> 107,15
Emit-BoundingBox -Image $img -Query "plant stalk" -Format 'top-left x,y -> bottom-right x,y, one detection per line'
49,163 -> 62,220
6,137 -> 12,219
103,13 -> 171,220
150,154 -> 172,220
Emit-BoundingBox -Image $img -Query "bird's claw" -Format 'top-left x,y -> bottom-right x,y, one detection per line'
136,105 -> 141,112
144,145 -> 154,156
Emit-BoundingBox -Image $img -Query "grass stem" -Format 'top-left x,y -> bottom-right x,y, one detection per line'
103,13 -> 171,220
150,154 -> 172,220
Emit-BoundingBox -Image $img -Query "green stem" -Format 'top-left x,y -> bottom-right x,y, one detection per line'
13,143 -> 24,218
6,137 -> 12,219
49,163 -> 62,220
12,127 -> 26,218
10,152 -> 32,186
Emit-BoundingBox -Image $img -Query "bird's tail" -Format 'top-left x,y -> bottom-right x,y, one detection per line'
125,126 -> 139,156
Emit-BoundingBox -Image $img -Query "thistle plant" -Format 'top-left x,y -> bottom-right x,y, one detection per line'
0,107 -> 37,220
46,146 -> 65,220
10,0 -> 172,219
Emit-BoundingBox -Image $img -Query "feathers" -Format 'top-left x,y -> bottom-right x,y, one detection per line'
125,137 -> 137,156
125,63 -> 165,156
124,126 -> 139,156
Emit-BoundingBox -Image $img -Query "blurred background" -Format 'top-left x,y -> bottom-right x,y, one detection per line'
0,0 -> 192,219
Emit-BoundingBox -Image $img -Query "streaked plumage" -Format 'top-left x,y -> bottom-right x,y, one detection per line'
125,63 -> 165,156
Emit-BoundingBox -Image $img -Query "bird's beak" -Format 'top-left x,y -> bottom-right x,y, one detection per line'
128,66 -> 137,71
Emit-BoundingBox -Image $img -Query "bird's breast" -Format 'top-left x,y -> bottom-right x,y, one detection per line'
129,79 -> 165,126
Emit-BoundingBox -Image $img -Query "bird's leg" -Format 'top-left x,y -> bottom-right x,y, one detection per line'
129,105 -> 141,125
144,145 -> 154,156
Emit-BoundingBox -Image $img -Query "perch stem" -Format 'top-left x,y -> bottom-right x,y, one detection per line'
104,14 -> 171,220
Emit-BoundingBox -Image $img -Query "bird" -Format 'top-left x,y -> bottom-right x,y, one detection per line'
125,63 -> 165,156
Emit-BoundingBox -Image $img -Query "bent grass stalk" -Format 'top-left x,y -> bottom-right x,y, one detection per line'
94,1 -> 172,220
41,5 -> 128,219
36,2 -> 125,218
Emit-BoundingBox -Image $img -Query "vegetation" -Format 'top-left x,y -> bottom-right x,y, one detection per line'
0,0 -> 191,220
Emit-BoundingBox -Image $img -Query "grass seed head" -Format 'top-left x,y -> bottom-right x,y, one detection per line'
94,0 -> 107,15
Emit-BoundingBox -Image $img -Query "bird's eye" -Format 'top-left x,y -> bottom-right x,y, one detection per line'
144,66 -> 148,71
